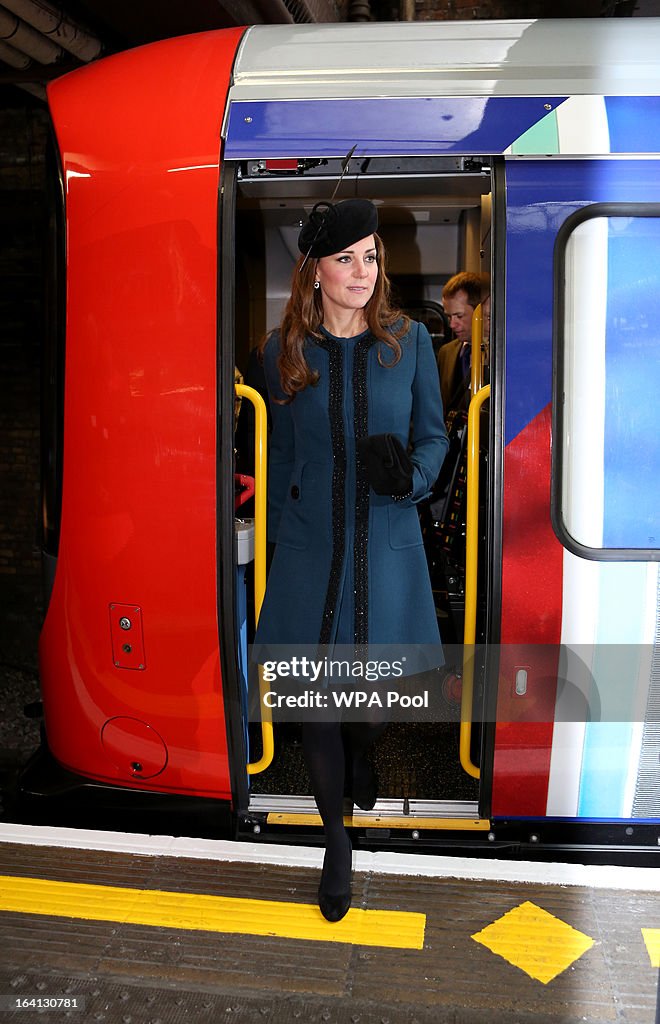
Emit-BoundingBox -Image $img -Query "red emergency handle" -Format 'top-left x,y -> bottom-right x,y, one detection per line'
234,473 -> 255,510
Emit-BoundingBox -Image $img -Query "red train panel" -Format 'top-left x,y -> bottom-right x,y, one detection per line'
41,30 -> 245,798
493,405 -> 563,816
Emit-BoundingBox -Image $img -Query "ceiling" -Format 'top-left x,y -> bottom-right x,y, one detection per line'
4,0 -> 336,104
0,0 -> 647,107
58,0 -> 314,48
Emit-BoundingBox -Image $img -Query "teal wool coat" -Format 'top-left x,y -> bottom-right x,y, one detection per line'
253,321 -> 449,653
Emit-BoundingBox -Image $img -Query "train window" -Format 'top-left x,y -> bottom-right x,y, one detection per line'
554,204 -> 660,558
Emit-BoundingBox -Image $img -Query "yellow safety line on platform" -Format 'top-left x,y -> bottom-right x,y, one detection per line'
266,813 -> 491,830
0,875 -> 424,950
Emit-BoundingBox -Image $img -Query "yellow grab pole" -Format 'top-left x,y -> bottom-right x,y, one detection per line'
470,303 -> 483,396
235,383 -> 274,775
460,383 -> 490,780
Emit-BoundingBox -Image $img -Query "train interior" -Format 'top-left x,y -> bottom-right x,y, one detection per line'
231,157 -> 493,821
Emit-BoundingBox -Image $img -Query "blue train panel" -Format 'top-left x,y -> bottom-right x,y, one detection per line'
604,97 -> 660,154
224,97 -> 566,159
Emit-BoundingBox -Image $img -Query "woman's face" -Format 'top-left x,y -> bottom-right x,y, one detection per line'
314,234 -> 378,318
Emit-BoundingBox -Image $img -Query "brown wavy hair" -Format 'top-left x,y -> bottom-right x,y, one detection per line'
259,233 -> 409,402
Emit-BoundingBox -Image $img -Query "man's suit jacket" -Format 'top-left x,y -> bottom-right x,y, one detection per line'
437,338 -> 468,415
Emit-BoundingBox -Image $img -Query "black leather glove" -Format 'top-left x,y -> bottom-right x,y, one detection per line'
356,433 -> 414,497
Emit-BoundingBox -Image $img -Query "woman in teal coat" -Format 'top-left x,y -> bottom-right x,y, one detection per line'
255,199 -> 448,921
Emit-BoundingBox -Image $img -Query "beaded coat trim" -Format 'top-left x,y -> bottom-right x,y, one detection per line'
316,333 -> 376,647
353,335 -> 376,646
316,337 -> 346,645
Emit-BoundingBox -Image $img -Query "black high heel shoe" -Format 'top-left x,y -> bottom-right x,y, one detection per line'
318,835 -> 352,922
352,757 -> 378,812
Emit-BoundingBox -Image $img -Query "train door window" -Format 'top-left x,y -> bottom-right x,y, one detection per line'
554,205 -> 660,558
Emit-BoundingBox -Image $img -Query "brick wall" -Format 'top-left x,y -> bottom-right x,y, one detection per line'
372,0 -> 617,17
0,104 -> 50,670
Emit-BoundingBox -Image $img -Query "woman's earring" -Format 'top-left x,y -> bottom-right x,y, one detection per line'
314,281 -> 320,290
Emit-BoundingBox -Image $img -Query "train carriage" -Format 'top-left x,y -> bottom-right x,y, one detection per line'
29,18 -> 660,857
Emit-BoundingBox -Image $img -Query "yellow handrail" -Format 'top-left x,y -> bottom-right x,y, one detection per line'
235,383 -> 274,775
470,302 -> 483,396
460,382 -> 490,780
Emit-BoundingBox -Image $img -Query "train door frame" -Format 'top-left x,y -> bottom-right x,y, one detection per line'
478,156 -> 506,820
218,161 -> 252,817
218,156 -> 505,831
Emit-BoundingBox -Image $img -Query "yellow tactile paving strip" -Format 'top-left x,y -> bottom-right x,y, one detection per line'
471,899 -> 595,984
642,929 -> 660,968
0,874 -> 425,949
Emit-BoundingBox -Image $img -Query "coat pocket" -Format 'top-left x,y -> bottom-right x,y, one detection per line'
388,500 -> 423,549
274,461 -> 324,551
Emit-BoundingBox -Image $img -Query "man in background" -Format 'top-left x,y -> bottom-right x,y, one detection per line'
438,271 -> 485,416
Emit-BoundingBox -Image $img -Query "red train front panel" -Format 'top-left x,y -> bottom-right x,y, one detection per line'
41,30 -> 245,797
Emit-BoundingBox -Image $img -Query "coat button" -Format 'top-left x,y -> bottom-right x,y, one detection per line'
290,485 -> 300,499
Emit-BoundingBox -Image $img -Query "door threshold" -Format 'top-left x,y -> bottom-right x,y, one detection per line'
248,794 -> 488,830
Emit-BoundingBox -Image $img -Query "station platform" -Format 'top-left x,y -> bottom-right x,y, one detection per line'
0,824 -> 658,1023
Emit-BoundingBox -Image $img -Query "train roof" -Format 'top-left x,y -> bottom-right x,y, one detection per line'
46,19 -> 660,160
229,19 -> 660,101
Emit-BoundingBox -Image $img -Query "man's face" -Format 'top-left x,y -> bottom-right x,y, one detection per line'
444,289 -> 474,345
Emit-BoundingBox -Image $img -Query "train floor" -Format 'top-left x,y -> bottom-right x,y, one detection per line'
248,721 -> 480,803
0,825 -> 659,1024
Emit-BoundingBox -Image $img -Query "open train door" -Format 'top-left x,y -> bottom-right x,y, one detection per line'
220,156 -> 495,845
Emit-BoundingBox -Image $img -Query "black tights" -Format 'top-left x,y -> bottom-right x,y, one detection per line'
302,718 -> 386,893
